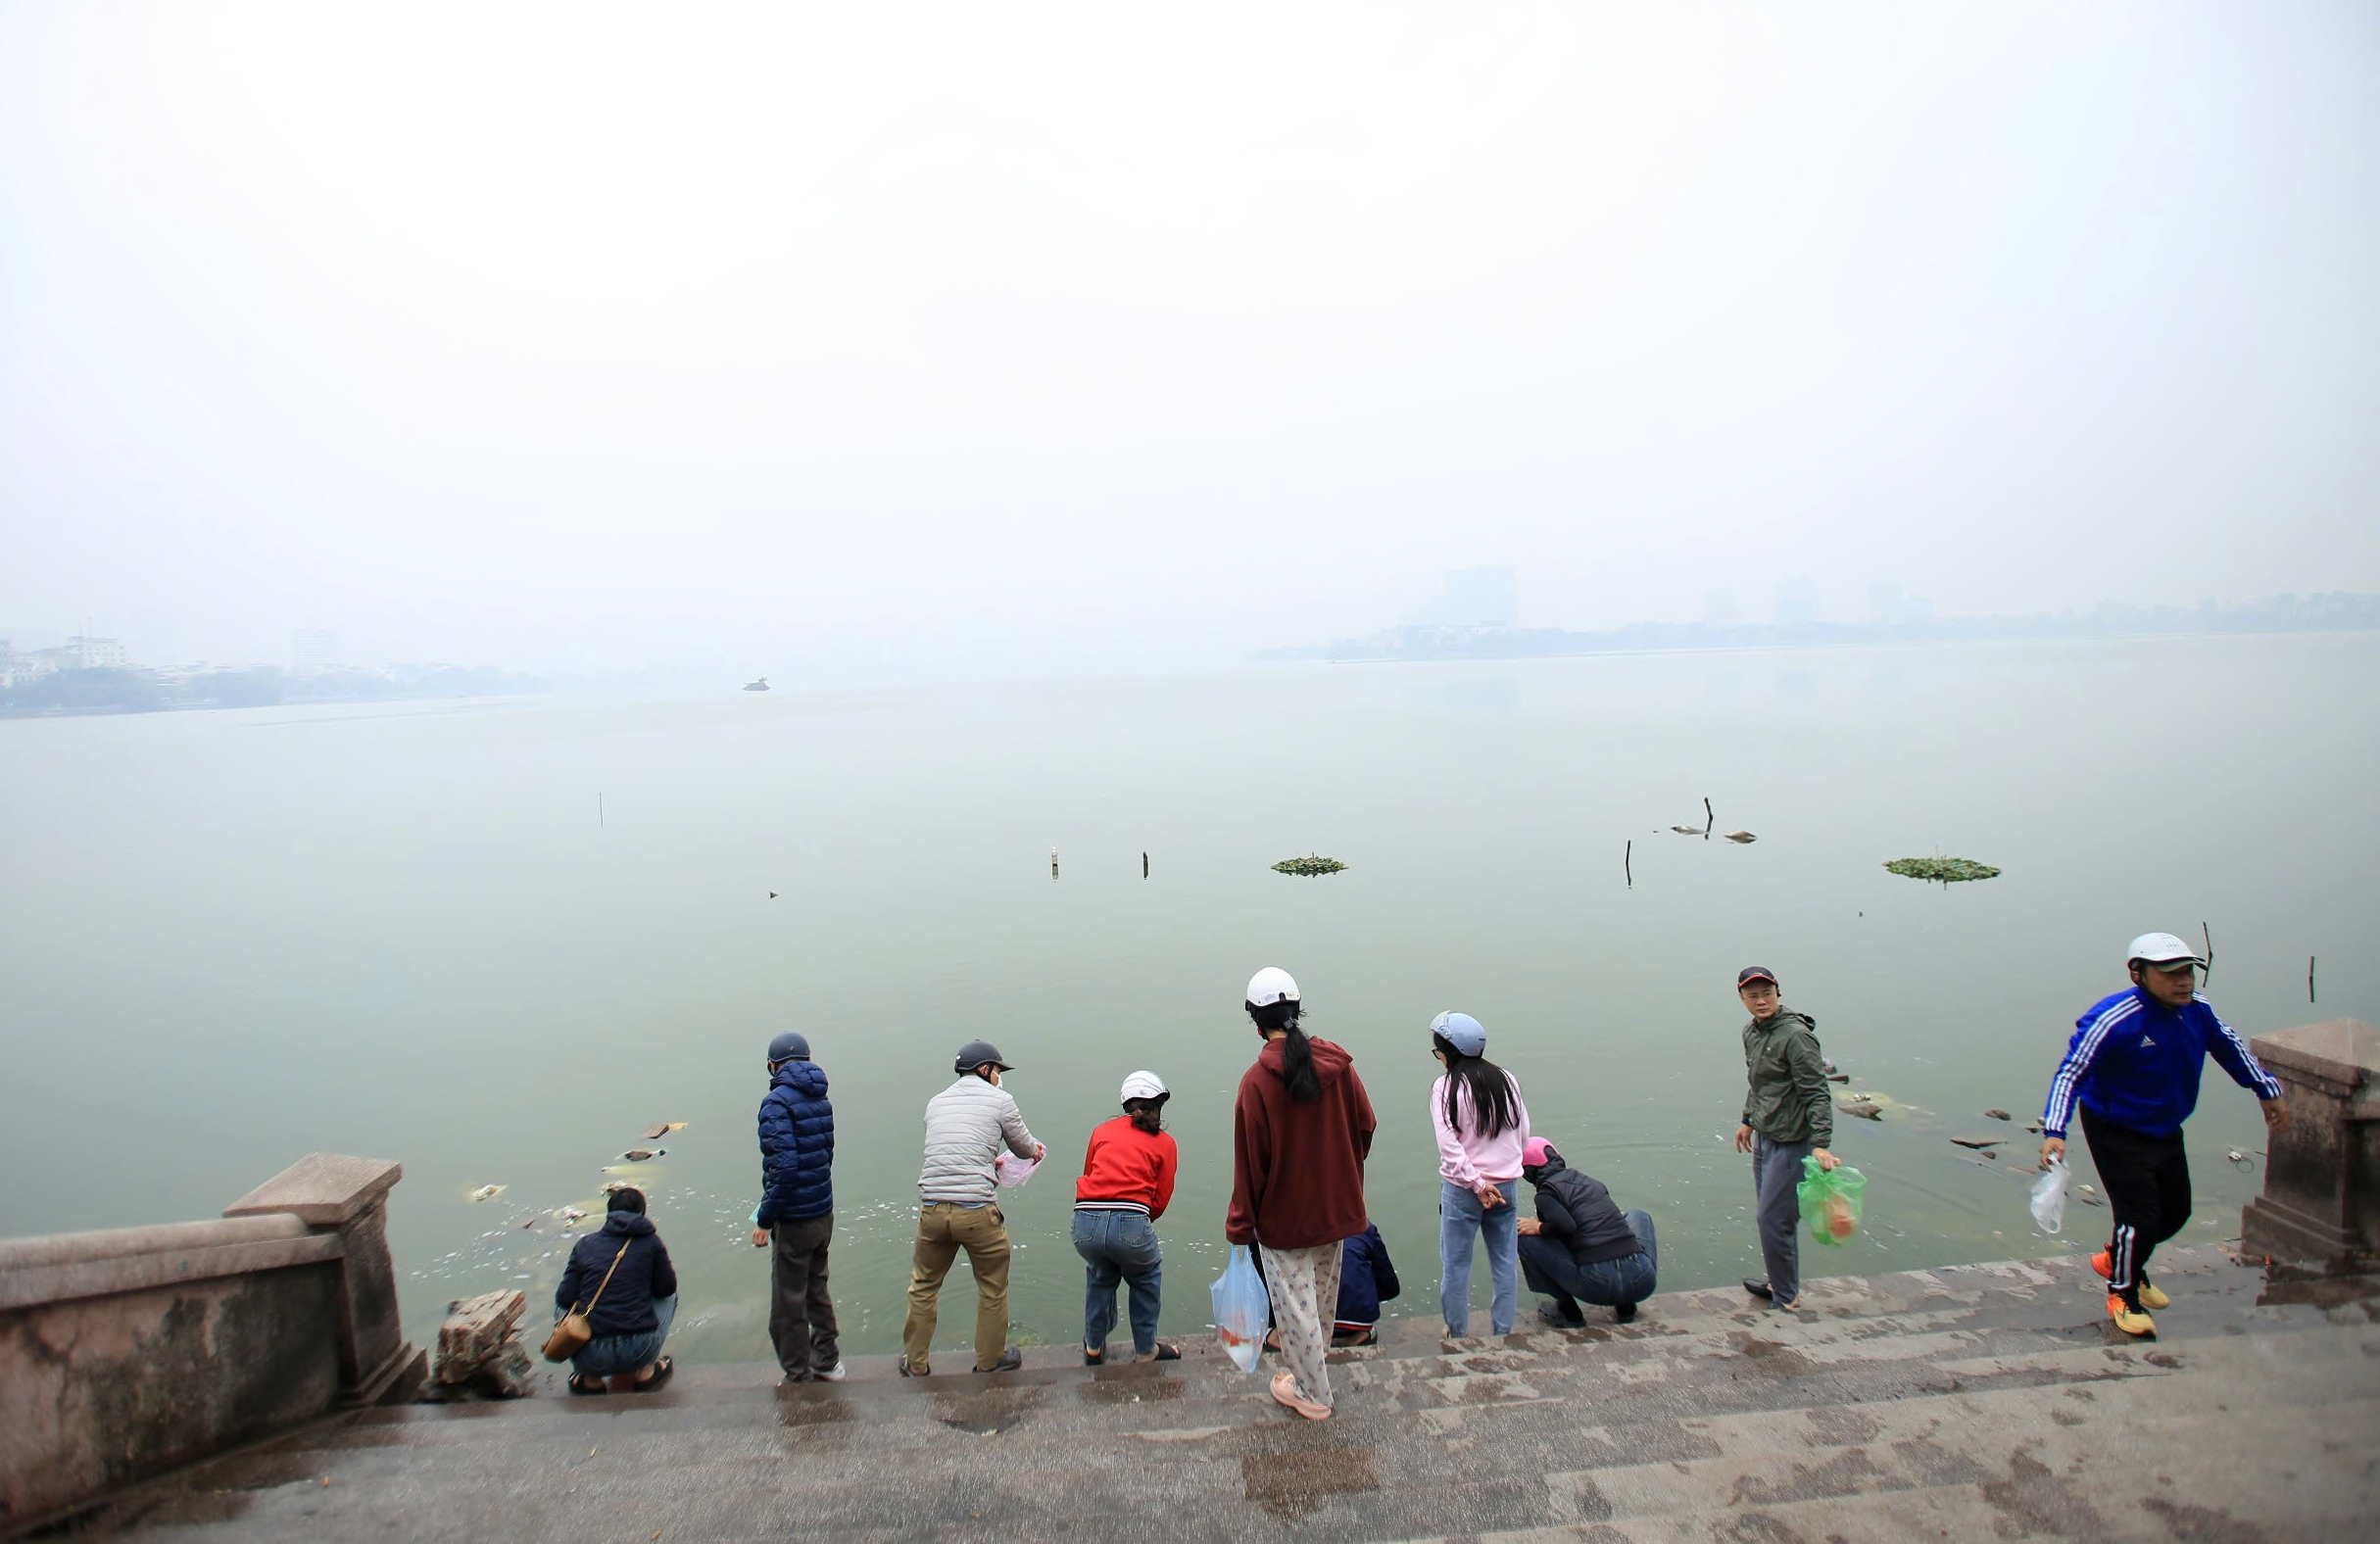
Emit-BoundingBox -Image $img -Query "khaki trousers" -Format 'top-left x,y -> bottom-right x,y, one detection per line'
902,1201 -> 1011,1372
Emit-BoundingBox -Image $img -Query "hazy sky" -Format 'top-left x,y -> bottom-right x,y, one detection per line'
3,3 -> 2374,678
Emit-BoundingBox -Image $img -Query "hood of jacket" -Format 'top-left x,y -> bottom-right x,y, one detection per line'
600,1210 -> 657,1239
772,1059 -> 829,1098
1257,1033 -> 1353,1089
1744,1007 -> 1818,1041
1523,1150 -> 1567,1185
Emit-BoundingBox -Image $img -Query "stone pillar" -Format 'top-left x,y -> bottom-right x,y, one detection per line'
2239,1020 -> 2379,1273
225,1153 -> 424,1404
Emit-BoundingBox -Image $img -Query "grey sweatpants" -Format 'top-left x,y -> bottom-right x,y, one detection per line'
1752,1134 -> 1811,1305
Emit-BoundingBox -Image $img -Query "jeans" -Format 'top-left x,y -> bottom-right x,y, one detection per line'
1519,1210 -> 1658,1314
768,1211 -> 840,1380
564,1293 -> 676,1378
903,1201 -> 1012,1372
1753,1134 -> 1812,1305
1072,1208 -> 1163,1355
1438,1178 -> 1521,1336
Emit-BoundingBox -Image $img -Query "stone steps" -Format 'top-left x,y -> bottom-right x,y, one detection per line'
67,1247 -> 2380,1544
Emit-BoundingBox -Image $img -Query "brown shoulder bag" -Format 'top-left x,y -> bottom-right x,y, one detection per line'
542,1239 -> 634,1363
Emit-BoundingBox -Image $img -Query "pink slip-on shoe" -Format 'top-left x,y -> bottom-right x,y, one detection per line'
1269,1370 -> 1332,1421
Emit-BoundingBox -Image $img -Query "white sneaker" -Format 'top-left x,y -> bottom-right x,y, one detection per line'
817,1361 -> 847,1381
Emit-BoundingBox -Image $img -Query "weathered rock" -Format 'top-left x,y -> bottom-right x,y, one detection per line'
479,1340 -> 536,1398
435,1290 -> 525,1384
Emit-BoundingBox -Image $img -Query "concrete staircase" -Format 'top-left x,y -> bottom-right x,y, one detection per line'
60,1246 -> 2380,1543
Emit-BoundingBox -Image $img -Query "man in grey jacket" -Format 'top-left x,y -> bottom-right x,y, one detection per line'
1729,966 -> 1838,1311
900,1039 -> 1045,1375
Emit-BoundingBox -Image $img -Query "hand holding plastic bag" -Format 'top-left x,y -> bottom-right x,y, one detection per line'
994,1152 -> 1040,1189
1797,1156 -> 1868,1247
2029,1156 -> 2069,1234
1209,1244 -> 1272,1374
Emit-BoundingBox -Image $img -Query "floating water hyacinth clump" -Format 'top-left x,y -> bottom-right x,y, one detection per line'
1883,856 -> 2002,884
1272,854 -> 1347,877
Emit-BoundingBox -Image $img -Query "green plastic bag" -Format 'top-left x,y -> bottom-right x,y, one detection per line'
1797,1156 -> 1868,1247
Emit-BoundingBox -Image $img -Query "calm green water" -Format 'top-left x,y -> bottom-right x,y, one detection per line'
4,635 -> 2374,1363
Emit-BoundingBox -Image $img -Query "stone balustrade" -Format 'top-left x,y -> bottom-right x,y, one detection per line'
2241,1019 -> 2379,1272
0,1154 -> 422,1532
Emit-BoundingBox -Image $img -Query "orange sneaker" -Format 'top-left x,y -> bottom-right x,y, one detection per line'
2090,1251 -> 2170,1309
2107,1293 -> 2156,1338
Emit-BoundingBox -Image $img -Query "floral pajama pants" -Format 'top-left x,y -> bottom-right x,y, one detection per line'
1259,1240 -> 1344,1409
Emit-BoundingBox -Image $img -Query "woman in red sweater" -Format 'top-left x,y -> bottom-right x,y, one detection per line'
1073,1070 -> 1182,1364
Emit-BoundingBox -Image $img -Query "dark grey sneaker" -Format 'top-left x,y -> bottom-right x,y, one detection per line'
1742,1278 -> 1773,1300
974,1347 -> 1024,1375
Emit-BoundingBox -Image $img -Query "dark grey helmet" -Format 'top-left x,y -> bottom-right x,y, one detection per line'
953,1038 -> 1013,1075
767,1031 -> 810,1065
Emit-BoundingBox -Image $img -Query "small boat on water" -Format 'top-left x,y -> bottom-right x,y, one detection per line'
743,676 -> 769,692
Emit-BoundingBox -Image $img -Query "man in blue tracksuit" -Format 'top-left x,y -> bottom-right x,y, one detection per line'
2039,933 -> 2290,1338
750,1031 -> 842,1381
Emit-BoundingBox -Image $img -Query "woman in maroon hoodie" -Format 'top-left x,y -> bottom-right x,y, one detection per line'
1227,966 -> 1378,1421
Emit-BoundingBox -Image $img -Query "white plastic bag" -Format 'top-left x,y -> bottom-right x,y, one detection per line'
994,1152 -> 1040,1189
2029,1156 -> 2069,1234
1209,1245 -> 1272,1374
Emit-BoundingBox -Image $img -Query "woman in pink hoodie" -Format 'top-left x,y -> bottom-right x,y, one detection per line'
1430,1011 -> 1530,1336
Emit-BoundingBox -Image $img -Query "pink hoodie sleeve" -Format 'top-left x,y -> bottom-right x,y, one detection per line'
1431,1076 -> 1482,1189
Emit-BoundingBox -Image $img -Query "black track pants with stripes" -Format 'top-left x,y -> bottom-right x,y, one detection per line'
2080,1106 -> 2191,1301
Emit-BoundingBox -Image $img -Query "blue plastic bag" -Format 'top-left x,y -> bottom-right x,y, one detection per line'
1209,1244 -> 1272,1374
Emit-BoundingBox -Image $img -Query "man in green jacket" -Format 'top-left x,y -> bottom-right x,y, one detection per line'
1730,965 -> 1838,1310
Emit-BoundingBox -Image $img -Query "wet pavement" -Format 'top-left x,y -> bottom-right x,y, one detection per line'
40,1245 -> 2380,1543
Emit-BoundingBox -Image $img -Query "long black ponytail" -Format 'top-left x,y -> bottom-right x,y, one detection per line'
1433,1032 -> 1521,1140
1246,999 -> 1322,1103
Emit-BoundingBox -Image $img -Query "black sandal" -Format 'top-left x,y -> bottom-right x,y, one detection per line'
566,1373 -> 608,1396
633,1355 -> 674,1392
1135,1343 -> 1181,1362
1083,1346 -> 1104,1366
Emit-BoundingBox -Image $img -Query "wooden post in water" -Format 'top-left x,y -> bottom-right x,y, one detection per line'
1703,796 -> 1713,838
1141,851 -> 1148,879
2310,955 -> 2317,1004
599,793 -> 605,829
2202,921 -> 2213,980
1625,840 -> 1631,887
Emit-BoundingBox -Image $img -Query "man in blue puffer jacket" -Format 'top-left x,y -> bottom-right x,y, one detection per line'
750,1031 -> 841,1382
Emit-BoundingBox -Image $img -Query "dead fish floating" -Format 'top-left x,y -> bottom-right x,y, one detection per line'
601,1180 -> 633,1194
1983,1109 -> 2012,1121
512,1215 -> 539,1230
1950,1136 -> 2006,1150
466,1184 -> 506,1203
1839,1101 -> 1883,1121
619,1148 -> 664,1162
1825,1073 -> 1851,1084
1722,831 -> 1756,844
1670,825 -> 1705,836
555,1206 -> 588,1223
644,1125 -> 670,1140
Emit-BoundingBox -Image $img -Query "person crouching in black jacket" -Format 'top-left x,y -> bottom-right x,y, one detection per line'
555,1187 -> 679,1394
1517,1139 -> 1656,1327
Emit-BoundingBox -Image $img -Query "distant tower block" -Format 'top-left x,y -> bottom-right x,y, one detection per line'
293,628 -> 337,674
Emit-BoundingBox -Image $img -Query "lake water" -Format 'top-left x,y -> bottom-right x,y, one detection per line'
4,634 -> 2374,1364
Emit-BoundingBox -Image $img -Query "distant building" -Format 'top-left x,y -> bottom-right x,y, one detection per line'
1406,565 -> 1520,629
67,634 -> 125,669
1705,592 -> 1743,627
1867,583 -> 1933,626
1773,582 -> 1820,626
293,629 -> 337,674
